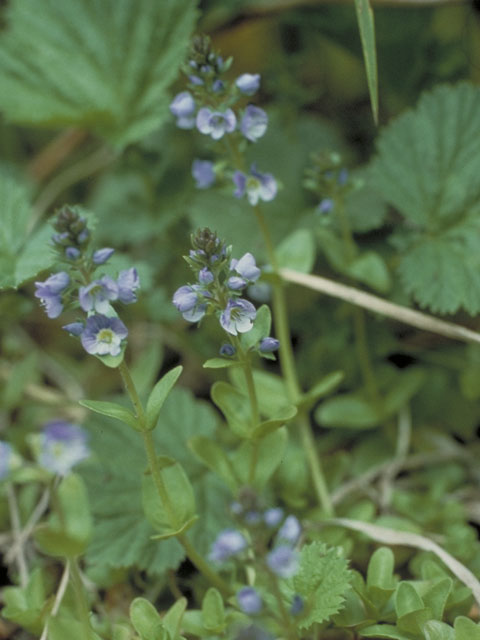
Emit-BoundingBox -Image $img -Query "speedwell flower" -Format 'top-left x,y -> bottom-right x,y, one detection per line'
240,105 -> 268,142
80,314 -> 128,357
35,272 -> 70,318
196,107 -> 236,140
170,91 -> 196,129
192,159 -> 216,189
117,268 -> 140,304
79,276 -> 118,314
173,285 -> 210,322
237,587 -> 263,615
259,337 -> 280,353
235,73 -> 261,95
220,298 -> 256,335
209,529 -> 247,562
266,545 -> 299,578
233,166 -> 277,206
38,421 -> 90,476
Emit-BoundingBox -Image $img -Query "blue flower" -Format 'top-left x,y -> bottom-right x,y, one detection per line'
0,442 -> 14,480
80,314 -> 128,356
39,421 -> 90,476
290,595 -> 304,616
264,507 -> 284,527
220,299 -> 256,335
259,337 -> 280,353
237,587 -> 263,614
62,321 -> 85,336
198,267 -> 214,285
93,247 -> 115,265
235,73 -> 261,95
212,79 -> 225,93
240,105 -> 268,142
266,545 -> 299,578
209,529 -> 247,562
35,272 -> 70,318
192,159 -> 216,189
170,91 -> 196,129
277,515 -> 301,545
79,276 -> 118,313
173,285 -> 210,322
231,253 -> 261,282
65,247 -> 80,260
219,343 -> 236,357
117,268 -> 140,304
227,276 -> 247,290
317,198 -> 334,214
196,107 -> 236,140
233,166 -> 277,206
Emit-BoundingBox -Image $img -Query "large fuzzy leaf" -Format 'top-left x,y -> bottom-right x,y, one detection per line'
0,0 -> 197,146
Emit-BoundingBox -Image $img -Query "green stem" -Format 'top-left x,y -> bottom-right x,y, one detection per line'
118,360 -> 231,595
268,570 -> 298,640
69,558 -> 95,640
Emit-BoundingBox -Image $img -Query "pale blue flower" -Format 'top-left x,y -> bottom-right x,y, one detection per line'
317,198 -> 334,214
220,299 -> 256,335
233,166 -> 277,206
259,337 -> 280,353
209,529 -> 247,562
0,442 -> 13,480
196,107 -> 236,140
80,315 -> 128,356
170,91 -> 196,129
117,268 -> 140,304
266,546 -> 299,578
39,421 -> 90,476
231,253 -> 261,282
240,106 -> 268,142
35,272 -> 70,318
237,587 -> 262,614
198,267 -> 214,285
264,507 -> 284,527
65,247 -> 80,260
235,73 -> 261,95
93,248 -> 115,265
79,276 -> 118,313
277,515 -> 301,545
219,343 -> 236,357
173,285 -> 209,322
192,160 -> 216,189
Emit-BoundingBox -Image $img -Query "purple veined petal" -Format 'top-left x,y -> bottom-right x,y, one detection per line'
227,276 -> 247,290
192,160 -> 216,189
232,171 -> 247,199
235,73 -> 261,95
169,91 -> 196,118
62,322 -> 84,336
93,247 -> 115,265
240,105 -> 268,142
220,299 -> 256,335
234,252 -> 261,281
35,272 -> 70,295
37,294 -> 63,319
183,304 -> 207,323
222,109 -> 237,133
196,107 -> 214,135
79,276 -> 119,314
80,314 -> 128,357
117,268 -> 140,304
172,285 -> 199,313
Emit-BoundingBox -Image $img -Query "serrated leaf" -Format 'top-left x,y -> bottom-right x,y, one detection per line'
79,399 -> 139,431
81,388 -> 230,575
145,366 -> 183,431
289,541 -> 351,629
0,0 -> 197,146
370,83 -> 480,314
0,172 -> 53,290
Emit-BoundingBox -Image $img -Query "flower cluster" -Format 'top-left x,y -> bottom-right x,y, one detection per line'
303,151 -> 352,215
169,35 -> 277,207
172,229 -> 279,354
34,207 -> 139,358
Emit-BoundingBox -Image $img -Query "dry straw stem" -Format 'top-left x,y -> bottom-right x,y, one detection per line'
280,268 -> 480,347
327,518 -> 480,608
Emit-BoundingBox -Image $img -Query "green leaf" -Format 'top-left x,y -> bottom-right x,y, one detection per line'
145,366 -> 183,431
395,582 -> 424,618
370,83 -> 480,314
232,427 -> 288,489
48,617 -> 103,640
188,436 -> 237,491
35,473 -> 92,558
354,0 -> 378,125
79,399 -> 139,431
275,229 -> 315,273
366,547 -> 396,609
240,304 -> 272,351
0,172 -> 53,290
81,388 -> 229,575
423,620 -> 455,640
203,358 -> 239,369
316,393 -> 381,429
289,541 -> 351,629
211,381 -> 251,437
422,578 -> 452,621
130,598 -> 164,640
360,624 -> 412,639
0,0 -> 197,146
251,405 -> 297,439
229,368 -> 291,418
299,371 -> 344,411
454,616 -> 480,640
162,598 -> 187,640
346,251 -> 391,293
142,456 -> 196,538
2,568 -> 48,634
202,588 -> 225,634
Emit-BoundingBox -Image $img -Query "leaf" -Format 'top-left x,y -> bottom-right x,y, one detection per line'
423,621 -> 455,640
299,371 -> 344,411
130,598 -> 164,640
79,399 -> 139,431
370,83 -> 480,314
145,366 -> 183,431
0,0 -> 197,147
359,624 -> 412,639
229,368 -> 291,418
188,436 -> 237,491
2,568 -> 48,634
316,393 -> 381,429
162,598 -> 187,640
232,427 -> 288,489
454,616 -> 480,640
354,0 -> 378,125
203,358 -> 239,369
366,547 -> 396,609
48,617 -> 103,640
81,388 -> 230,575
211,381 -> 251,437
346,251 -> 391,294
240,304 -> 272,351
0,171 -> 53,290
202,588 -> 225,634
289,541 -> 351,629
275,229 -> 315,274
